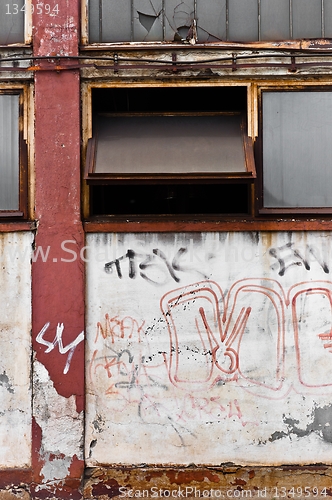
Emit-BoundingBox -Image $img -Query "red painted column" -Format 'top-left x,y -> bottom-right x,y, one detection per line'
32,0 -> 84,497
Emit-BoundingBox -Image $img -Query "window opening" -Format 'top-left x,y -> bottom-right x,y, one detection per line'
260,89 -> 332,214
87,0 -> 330,44
85,86 -> 254,218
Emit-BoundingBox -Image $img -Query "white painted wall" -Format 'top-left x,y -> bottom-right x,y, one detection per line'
0,232 -> 32,468
85,232 -> 332,465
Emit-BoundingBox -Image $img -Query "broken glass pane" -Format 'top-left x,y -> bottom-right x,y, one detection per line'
133,0 -> 163,41
196,0 -> 226,42
87,0 -> 327,43
228,0 -> 259,41
0,0 -> 24,44
292,0 -> 322,39
164,0 -> 195,41
0,95 -> 19,210
261,0 -> 290,40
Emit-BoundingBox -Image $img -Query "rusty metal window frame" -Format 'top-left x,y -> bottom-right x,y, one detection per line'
0,0 -> 32,46
81,0 -> 328,47
0,86 -> 29,219
82,82 -> 255,219
257,83 -> 332,216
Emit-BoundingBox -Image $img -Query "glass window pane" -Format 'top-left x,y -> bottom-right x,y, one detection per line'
0,0 -> 24,44
292,0 -> 322,38
95,114 -> 247,174
196,0 -> 226,42
261,0 -> 290,40
133,0 -> 163,42
228,0 -> 258,41
0,95 -> 19,211
89,0 -> 132,43
324,0 -> 332,37
263,91 -> 332,208
164,0 -> 195,42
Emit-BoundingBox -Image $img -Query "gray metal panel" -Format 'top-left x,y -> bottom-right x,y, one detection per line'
263,91 -> 332,208
0,0 -> 25,44
100,0 -> 132,42
95,115 -> 247,174
196,0 -> 227,42
261,0 -> 290,40
228,0 -> 259,41
292,0 -> 322,38
0,95 -> 19,211
133,0 -> 163,41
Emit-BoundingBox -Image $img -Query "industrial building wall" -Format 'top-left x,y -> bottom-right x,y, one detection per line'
85,231 -> 332,465
2,0 -> 332,498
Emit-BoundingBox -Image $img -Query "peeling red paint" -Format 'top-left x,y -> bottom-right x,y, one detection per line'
32,71 -> 84,410
33,0 -> 79,57
30,0 -> 84,496
91,479 -> 121,498
31,418 -> 44,486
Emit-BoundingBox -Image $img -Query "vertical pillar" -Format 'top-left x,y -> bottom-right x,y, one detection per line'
32,1 -> 84,497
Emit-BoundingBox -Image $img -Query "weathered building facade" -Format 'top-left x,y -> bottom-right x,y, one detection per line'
2,0 -> 332,498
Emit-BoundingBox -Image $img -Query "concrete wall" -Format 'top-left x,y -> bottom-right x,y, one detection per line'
86,231 -> 332,465
0,232 -> 32,468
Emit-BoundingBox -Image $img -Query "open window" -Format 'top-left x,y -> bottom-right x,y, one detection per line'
84,86 -> 255,218
0,89 -> 28,218
258,88 -> 332,215
0,0 -> 31,45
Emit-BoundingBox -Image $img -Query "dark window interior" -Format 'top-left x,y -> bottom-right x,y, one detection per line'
89,87 -> 249,217
92,87 -> 247,114
91,183 -> 250,216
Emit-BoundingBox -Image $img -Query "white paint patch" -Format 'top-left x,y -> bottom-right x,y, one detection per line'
36,322 -> 84,374
0,232 -> 33,468
85,231 -> 332,466
33,360 -> 83,485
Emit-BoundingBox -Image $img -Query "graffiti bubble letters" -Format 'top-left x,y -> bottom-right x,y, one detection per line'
36,322 -> 84,374
269,242 -> 329,276
105,247 -> 208,284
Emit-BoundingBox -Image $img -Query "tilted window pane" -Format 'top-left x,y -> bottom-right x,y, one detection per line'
94,114 -> 247,174
0,0 -> 25,44
261,0 -> 290,40
263,92 -> 332,208
0,95 -> 19,210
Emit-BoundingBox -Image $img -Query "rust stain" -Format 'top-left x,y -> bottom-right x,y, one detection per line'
231,478 -> 247,486
248,470 -> 255,479
84,466 -> 332,499
165,470 -> 220,485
